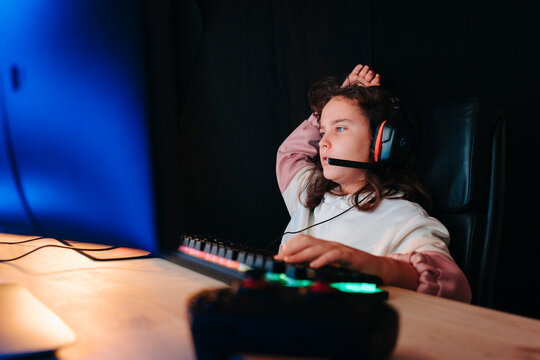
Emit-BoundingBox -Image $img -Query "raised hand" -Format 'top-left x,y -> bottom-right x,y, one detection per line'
342,64 -> 381,87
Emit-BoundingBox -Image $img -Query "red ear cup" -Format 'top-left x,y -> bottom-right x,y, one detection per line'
373,120 -> 387,163
369,97 -> 414,167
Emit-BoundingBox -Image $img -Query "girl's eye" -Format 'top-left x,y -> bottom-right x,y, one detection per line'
336,127 -> 345,133
320,132 -> 325,137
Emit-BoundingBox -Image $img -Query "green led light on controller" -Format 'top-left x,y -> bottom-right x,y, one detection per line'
265,273 -> 313,287
264,272 -> 282,282
330,282 -> 382,294
264,273 -> 382,293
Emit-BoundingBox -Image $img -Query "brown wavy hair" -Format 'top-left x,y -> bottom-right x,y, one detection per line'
304,77 -> 432,212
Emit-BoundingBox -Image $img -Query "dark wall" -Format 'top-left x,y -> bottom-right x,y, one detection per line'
172,0 -> 539,318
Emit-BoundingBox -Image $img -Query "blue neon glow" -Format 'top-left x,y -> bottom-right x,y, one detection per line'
0,0 -> 157,250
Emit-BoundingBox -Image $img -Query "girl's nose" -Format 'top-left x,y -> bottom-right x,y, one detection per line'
319,134 -> 329,148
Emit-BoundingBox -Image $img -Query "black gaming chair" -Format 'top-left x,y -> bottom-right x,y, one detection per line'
416,99 -> 506,307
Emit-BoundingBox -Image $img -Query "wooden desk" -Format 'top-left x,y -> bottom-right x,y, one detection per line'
1,234 -> 539,360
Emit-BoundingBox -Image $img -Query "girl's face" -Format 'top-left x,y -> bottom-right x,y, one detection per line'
319,96 -> 372,194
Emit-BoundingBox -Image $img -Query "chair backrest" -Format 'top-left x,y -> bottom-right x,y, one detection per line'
416,99 -> 506,306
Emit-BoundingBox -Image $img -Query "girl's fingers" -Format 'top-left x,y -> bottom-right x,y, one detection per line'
280,244 -> 327,263
342,64 -> 382,87
365,70 -> 375,82
359,65 -> 370,78
276,234 -> 319,257
309,248 -> 345,268
351,64 -> 363,75
342,65 -> 363,87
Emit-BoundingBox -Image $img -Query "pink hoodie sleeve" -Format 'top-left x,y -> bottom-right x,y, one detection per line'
276,115 -> 321,193
388,251 -> 472,303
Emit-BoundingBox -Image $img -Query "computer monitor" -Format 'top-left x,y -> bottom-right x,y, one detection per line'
0,0 -> 182,252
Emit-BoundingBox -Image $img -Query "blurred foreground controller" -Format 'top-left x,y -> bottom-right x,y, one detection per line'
187,270 -> 399,359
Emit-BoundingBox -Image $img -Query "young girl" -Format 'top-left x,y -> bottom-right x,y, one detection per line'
274,65 -> 471,302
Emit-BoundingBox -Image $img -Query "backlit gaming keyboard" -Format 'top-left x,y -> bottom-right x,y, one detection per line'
168,234 -> 385,297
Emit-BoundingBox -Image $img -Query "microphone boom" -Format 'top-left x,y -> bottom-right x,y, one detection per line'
328,158 -> 374,169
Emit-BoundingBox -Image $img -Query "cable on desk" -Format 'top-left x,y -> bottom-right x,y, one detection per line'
0,243 -> 157,262
74,248 -> 157,262
0,237 -> 75,247
0,236 -> 47,244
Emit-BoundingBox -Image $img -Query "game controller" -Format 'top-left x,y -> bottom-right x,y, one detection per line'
188,270 -> 398,359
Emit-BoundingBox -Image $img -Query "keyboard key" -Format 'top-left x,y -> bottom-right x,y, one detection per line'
244,253 -> 256,267
224,248 -> 238,260
264,259 -> 286,274
253,255 -> 266,269
285,264 -> 315,280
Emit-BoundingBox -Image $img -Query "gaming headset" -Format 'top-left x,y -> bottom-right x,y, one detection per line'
328,96 -> 415,169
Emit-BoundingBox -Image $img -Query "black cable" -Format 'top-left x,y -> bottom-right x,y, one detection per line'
0,243 -> 157,262
0,236 -> 90,247
264,193 -> 370,251
0,236 -> 49,245
73,248 -> 157,262
0,244 -> 115,262
0,236 -> 75,246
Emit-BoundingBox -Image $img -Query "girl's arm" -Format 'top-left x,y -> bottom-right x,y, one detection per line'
275,234 -> 419,290
275,235 -> 471,303
276,114 -> 320,194
388,251 -> 472,302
